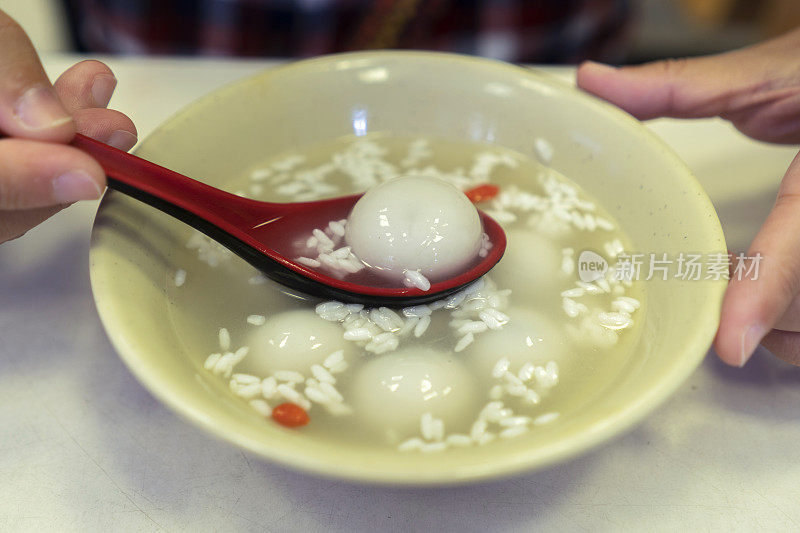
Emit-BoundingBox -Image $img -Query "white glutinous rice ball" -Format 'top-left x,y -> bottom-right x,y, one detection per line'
240,309 -> 351,375
345,175 -> 483,282
491,230 -> 563,301
467,307 -> 572,377
350,347 -> 478,440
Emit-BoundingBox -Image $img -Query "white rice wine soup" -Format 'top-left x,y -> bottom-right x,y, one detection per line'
166,134 -> 645,452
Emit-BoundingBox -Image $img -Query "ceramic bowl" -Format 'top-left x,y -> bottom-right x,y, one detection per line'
90,51 -> 726,485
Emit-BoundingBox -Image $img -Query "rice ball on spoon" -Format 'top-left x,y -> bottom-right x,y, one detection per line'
345,176 -> 483,286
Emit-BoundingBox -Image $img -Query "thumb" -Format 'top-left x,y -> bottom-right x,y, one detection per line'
0,138 -> 105,211
714,149 -> 800,366
576,54 -> 754,121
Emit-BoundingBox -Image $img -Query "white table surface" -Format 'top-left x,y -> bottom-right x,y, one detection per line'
2,55 -> 800,532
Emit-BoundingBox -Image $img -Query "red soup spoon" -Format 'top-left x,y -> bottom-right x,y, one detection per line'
74,133 -> 506,307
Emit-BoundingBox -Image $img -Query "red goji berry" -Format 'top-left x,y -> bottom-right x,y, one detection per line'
464,184 -> 500,203
272,402 -> 310,427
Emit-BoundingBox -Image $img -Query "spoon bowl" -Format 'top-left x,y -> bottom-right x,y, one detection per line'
73,133 -> 506,306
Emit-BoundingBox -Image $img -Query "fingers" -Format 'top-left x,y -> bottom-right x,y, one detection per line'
576,54 -> 757,120
0,9 -> 74,141
577,29 -> 800,143
714,149 -> 800,366
0,138 -> 105,211
760,330 -> 800,366
53,59 -> 117,112
73,108 -> 137,151
53,60 -> 138,151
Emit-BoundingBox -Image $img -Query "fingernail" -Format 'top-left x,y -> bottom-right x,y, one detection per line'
91,74 -> 117,107
582,61 -> 618,74
14,86 -> 72,130
106,130 -> 137,151
740,324 -> 767,367
53,170 -> 102,203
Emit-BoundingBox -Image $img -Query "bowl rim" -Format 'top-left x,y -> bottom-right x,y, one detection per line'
90,50 -> 727,486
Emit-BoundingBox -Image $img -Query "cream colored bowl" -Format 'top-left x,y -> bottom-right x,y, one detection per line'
90,51 -> 726,485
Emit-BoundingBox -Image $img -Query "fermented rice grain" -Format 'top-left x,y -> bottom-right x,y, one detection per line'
477,432 -> 496,446
310,364 -> 335,384
230,380 -> 261,399
402,305 -> 432,318
261,376 -> 278,399
249,399 -> 272,417
398,437 -> 424,452
457,321 -> 489,335
404,270 -> 431,291
304,385 -> 331,404
420,442 -> 448,453
414,315 -> 431,338
492,357 -> 511,378
328,220 -> 346,237
560,288 -> 585,298
274,370 -> 305,383
498,416 -> 531,427
317,381 -> 344,403
343,328 -> 373,341
454,333 -> 474,352
397,316 -> 419,337
231,373 -> 260,385
518,362 -> 535,382
470,419 -> 488,440
524,389 -> 541,404
246,314 -> 266,326
203,353 -> 221,370
598,311 -> 634,330
446,434 -> 472,447
296,256 -> 322,268
500,426 -> 529,439
218,328 -> 231,351
323,350 -> 345,369
421,412 -> 435,440
533,412 -> 560,426
489,384 -> 504,400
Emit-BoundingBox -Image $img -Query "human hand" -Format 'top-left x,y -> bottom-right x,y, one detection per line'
0,9 -> 136,243
576,28 -> 800,367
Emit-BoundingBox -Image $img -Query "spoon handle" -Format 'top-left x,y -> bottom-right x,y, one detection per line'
71,133 -> 288,231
